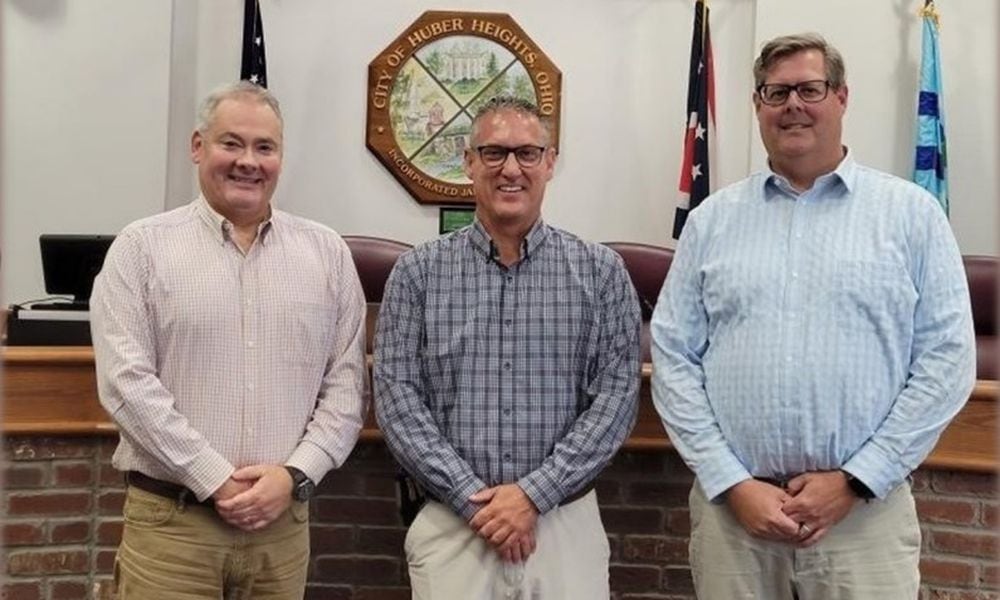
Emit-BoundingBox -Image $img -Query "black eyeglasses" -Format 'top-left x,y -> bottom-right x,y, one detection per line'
475,145 -> 547,168
756,80 -> 832,106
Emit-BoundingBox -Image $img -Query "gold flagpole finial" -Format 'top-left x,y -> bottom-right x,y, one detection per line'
919,0 -> 941,27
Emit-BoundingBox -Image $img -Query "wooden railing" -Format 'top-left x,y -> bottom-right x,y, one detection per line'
3,346 -> 997,472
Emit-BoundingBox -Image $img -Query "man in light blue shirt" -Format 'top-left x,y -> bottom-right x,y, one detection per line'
651,33 -> 975,599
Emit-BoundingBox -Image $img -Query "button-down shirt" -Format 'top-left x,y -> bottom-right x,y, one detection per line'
651,154 -> 975,502
91,196 -> 367,500
374,220 -> 640,519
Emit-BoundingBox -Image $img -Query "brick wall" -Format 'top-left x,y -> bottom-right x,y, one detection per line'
3,436 -> 997,600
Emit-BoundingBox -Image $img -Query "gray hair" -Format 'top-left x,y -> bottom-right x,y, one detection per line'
196,81 -> 283,133
470,96 -> 551,146
753,33 -> 846,90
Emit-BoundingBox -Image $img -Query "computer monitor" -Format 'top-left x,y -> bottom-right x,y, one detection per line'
39,234 -> 115,305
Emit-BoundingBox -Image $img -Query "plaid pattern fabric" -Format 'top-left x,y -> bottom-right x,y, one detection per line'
91,197 -> 368,500
651,154 -> 975,502
374,221 -> 640,518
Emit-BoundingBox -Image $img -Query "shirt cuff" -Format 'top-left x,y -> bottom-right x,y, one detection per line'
287,441 -> 337,486
842,442 -> 904,500
182,448 -> 235,501
448,476 -> 490,522
518,469 -> 563,515
694,453 -> 753,502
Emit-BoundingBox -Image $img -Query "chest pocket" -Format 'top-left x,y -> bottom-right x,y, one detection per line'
833,260 -> 916,334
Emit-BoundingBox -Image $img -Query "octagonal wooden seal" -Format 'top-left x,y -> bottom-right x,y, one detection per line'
366,11 -> 562,205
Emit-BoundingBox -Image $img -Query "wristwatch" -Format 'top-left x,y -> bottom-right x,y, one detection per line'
842,471 -> 875,500
285,466 -> 316,502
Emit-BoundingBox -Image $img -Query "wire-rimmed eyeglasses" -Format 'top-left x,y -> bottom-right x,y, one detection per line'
474,145 -> 547,168
756,80 -> 832,106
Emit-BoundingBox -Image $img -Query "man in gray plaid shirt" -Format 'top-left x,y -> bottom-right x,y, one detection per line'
374,96 -> 641,599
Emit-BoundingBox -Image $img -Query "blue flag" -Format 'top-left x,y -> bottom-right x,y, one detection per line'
913,5 -> 948,215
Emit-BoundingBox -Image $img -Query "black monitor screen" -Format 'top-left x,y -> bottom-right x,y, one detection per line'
39,234 -> 115,303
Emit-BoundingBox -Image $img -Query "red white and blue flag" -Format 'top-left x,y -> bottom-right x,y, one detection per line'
673,0 -> 716,239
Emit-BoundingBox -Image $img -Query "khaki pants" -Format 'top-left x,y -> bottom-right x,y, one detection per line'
688,481 -> 921,600
405,490 -> 610,600
115,486 -> 310,599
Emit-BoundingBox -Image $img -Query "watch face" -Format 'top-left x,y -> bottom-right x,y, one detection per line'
294,479 -> 315,502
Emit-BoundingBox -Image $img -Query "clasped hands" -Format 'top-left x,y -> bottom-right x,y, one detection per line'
213,464 -> 294,532
725,470 -> 858,547
468,483 -> 540,564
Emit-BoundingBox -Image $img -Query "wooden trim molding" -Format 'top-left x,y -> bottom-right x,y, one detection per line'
3,347 -> 996,472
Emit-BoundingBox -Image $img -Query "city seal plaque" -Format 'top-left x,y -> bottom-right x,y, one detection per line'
366,11 -> 562,205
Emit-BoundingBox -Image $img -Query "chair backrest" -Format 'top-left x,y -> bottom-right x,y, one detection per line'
964,255 -> 997,336
342,235 -> 413,303
603,242 -> 674,321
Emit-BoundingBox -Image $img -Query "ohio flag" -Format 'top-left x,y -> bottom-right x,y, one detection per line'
673,0 -> 716,239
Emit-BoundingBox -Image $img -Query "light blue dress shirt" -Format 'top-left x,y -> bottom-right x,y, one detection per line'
651,153 -> 975,502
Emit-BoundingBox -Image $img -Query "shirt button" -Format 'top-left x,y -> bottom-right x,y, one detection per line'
503,408 -> 512,416
506,276 -> 513,283
791,272 -> 799,279
503,453 -> 511,461
503,362 -> 511,370
246,383 -> 254,391
247,340 -> 255,348
245,299 -> 253,307
785,356 -> 792,363
504,319 -> 512,326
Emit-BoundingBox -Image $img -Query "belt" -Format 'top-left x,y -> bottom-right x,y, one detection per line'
126,471 -> 214,508
754,476 -> 792,488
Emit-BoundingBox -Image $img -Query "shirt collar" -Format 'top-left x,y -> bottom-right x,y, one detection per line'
195,194 -> 274,246
470,218 -> 550,264
762,147 -> 856,201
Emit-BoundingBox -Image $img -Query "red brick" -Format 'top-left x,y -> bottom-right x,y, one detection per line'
355,587 -> 412,600
96,520 -> 123,545
2,464 -> 46,488
926,592 -> 1000,600
919,557 -> 978,587
363,474 -> 398,498
597,479 -> 624,505
6,550 -> 89,575
93,578 -> 118,600
99,463 -> 124,487
6,438 -> 95,460
50,521 -> 91,544
930,530 -> 999,559
983,503 -> 999,529
931,472 -> 999,498
661,566 -> 695,593
622,535 -> 688,564
313,497 -> 398,526
309,524 -> 354,555
916,497 -> 978,525
626,481 -> 690,506
911,470 -> 931,492
602,507 -> 665,534
3,523 -> 45,546
97,490 -> 125,515
95,549 -> 117,574
304,585 -> 351,600
983,564 -> 1000,589
665,508 -> 691,536
51,579 -> 89,600
356,527 -> 406,556
7,492 -> 91,516
312,557 -> 402,585
610,564 -> 662,591
315,471 -> 365,496
1,581 -> 42,600
54,463 -> 94,487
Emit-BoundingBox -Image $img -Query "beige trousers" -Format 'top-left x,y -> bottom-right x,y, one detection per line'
688,481 -> 921,600
405,490 -> 610,600
115,486 -> 310,599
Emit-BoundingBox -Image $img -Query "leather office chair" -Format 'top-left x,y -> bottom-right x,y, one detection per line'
604,242 -> 675,363
342,235 -> 413,355
963,255 -> 998,380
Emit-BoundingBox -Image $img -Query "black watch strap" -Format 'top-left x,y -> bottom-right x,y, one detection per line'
842,471 -> 875,499
285,466 -> 315,502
